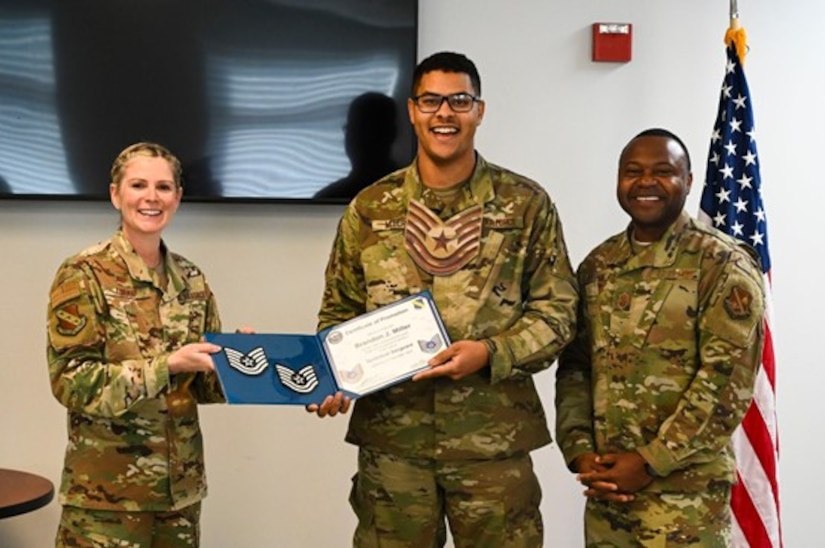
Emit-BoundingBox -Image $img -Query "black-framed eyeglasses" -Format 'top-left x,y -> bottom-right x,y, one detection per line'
412,93 -> 480,113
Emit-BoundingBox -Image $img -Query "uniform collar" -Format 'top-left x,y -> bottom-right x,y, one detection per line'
400,152 -> 496,211
112,230 -> 154,282
605,211 -> 693,270
111,230 -> 186,298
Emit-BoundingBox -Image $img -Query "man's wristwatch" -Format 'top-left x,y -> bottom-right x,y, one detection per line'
643,462 -> 657,477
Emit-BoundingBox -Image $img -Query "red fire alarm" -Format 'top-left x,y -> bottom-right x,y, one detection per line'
592,23 -> 632,63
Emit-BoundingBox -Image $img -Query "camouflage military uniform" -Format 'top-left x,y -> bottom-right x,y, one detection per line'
555,212 -> 765,546
47,231 -> 224,544
319,155 -> 578,546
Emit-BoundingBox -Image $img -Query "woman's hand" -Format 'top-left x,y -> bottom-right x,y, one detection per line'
168,342 -> 221,374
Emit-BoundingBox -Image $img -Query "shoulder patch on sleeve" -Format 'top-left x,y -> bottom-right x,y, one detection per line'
723,285 -> 754,320
49,280 -> 97,345
703,260 -> 764,347
54,302 -> 88,336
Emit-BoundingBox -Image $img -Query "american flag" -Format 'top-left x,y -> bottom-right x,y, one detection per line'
697,29 -> 782,547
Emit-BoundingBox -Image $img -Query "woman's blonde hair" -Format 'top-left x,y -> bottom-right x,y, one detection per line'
110,142 -> 182,189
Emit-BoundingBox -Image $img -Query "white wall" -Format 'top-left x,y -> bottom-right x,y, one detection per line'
1,1 -> 821,546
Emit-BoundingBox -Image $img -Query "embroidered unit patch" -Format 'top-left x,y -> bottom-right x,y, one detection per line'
723,285 -> 753,320
55,305 -> 87,336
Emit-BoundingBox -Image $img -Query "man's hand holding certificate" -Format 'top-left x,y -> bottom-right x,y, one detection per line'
206,291 -> 450,405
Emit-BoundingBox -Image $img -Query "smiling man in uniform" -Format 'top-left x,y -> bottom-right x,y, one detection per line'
312,51 -> 578,547
555,128 -> 765,546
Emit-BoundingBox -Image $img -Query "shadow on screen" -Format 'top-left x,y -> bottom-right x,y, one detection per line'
314,91 -> 402,201
50,0 -> 221,198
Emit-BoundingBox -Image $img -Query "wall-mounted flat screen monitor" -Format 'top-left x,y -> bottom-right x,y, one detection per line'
0,0 -> 418,203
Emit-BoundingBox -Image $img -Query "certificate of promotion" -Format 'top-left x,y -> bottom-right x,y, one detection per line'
206,291 -> 450,405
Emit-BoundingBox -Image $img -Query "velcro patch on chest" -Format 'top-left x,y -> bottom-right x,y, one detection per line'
404,199 -> 482,276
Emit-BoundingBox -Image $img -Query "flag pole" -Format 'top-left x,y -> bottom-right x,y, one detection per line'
702,6 -> 782,545
727,0 -> 747,64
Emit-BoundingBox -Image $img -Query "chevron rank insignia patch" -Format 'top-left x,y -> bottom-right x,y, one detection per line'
225,346 -> 269,375
417,333 -> 444,353
274,364 -> 320,394
405,199 -> 482,276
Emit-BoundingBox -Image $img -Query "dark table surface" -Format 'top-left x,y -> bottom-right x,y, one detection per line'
0,468 -> 55,519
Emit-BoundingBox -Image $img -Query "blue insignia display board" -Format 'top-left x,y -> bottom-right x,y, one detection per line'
206,291 -> 450,405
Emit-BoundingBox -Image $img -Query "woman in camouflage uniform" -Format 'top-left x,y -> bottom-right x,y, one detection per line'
47,142 -> 225,547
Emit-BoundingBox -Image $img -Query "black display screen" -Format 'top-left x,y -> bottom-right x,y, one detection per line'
0,0 -> 418,203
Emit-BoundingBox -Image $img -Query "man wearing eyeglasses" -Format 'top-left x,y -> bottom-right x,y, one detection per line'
313,51 -> 578,547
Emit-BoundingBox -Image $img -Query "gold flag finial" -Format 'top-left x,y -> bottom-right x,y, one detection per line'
726,0 -> 747,65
